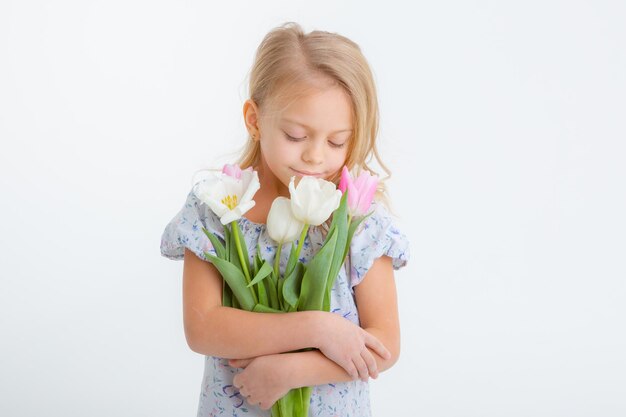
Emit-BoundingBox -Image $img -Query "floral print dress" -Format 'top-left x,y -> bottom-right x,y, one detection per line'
160,187 -> 410,417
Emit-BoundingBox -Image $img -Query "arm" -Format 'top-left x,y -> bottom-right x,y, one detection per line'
284,255 -> 400,385
230,256 -> 400,408
182,248 -> 390,366
183,248 -> 319,358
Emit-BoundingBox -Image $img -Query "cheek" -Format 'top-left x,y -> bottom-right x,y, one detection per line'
273,143 -> 298,162
262,140 -> 295,174
262,138 -> 285,161
331,150 -> 348,169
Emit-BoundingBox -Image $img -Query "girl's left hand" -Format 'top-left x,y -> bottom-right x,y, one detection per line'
229,354 -> 292,410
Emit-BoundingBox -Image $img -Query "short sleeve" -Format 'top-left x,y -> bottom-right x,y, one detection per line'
348,200 -> 410,288
160,188 -> 224,262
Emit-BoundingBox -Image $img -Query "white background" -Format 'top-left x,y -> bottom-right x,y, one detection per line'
1,1 -> 625,416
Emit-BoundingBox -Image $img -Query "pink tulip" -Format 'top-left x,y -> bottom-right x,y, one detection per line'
338,166 -> 378,217
222,164 -> 252,180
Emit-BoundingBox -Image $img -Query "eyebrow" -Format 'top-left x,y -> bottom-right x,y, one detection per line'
283,118 -> 353,134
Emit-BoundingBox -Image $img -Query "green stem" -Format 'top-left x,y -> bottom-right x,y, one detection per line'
231,220 -> 258,305
294,224 -> 309,263
274,243 -> 282,278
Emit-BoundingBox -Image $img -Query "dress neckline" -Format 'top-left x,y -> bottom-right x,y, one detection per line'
239,216 -> 328,232
240,216 -> 266,227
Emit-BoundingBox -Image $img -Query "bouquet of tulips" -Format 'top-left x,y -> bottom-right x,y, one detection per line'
192,164 -> 378,417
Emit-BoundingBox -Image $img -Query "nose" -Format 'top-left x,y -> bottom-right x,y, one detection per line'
302,139 -> 324,165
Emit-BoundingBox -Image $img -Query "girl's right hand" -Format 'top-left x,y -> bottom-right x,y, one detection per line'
312,311 -> 391,382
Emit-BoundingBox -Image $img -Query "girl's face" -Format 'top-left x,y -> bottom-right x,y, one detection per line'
251,84 -> 353,195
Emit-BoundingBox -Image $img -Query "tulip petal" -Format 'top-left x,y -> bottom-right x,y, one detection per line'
222,163 -> 243,179
239,170 -> 261,204
220,201 -> 256,225
337,168 -> 379,217
267,197 -> 303,243
289,175 -> 341,225
338,166 -> 350,193
193,165 -> 261,224
194,180 -> 229,217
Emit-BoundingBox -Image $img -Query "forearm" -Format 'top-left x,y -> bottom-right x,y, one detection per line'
187,306 -> 323,359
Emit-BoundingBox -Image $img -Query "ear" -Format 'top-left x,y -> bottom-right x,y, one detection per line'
243,99 -> 261,141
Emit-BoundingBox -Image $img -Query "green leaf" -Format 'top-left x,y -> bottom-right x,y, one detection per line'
257,277 -> 268,305
247,260 -> 273,287
204,253 -> 255,311
278,276 -> 285,310
223,225 -> 231,262
322,212 -> 372,310
298,228 -> 338,311
267,271 -> 280,310
233,221 -> 250,273
253,247 -> 263,277
273,387 -> 311,417
282,262 -> 305,309
300,386 -> 312,416
252,304 -> 285,314
222,279 -> 232,307
326,191 -> 349,291
202,227 -> 226,259
285,242 -> 298,277
248,258 -> 272,306
342,212 -> 371,263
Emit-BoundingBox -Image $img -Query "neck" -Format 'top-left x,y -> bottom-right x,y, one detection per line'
255,158 -> 289,199
243,158 -> 290,224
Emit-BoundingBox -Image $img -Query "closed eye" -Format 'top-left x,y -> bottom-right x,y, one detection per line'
329,141 -> 346,149
284,133 -> 305,142
285,132 -> 346,149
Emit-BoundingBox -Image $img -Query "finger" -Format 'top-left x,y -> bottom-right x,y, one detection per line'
343,361 -> 358,380
235,383 -> 249,397
233,375 -> 247,395
353,356 -> 369,382
229,358 -> 253,368
364,332 -> 391,360
361,349 -> 378,379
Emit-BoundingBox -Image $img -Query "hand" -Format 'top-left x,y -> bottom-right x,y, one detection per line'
229,355 -> 291,410
314,312 -> 391,382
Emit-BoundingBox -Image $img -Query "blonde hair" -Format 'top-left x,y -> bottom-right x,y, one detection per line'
236,22 -> 393,210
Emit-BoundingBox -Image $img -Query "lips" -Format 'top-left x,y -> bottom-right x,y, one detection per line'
292,168 -> 324,177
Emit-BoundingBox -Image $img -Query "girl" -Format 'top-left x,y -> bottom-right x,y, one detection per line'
161,22 -> 410,417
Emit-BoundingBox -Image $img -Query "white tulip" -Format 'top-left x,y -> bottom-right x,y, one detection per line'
193,169 -> 261,225
266,197 -> 304,244
288,176 -> 342,226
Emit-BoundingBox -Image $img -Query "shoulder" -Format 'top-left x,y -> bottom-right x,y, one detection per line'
160,186 -> 225,261
184,187 -> 225,237
347,199 -> 410,287
353,199 -> 397,241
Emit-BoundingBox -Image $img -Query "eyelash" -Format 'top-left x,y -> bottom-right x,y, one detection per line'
284,133 -> 346,149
